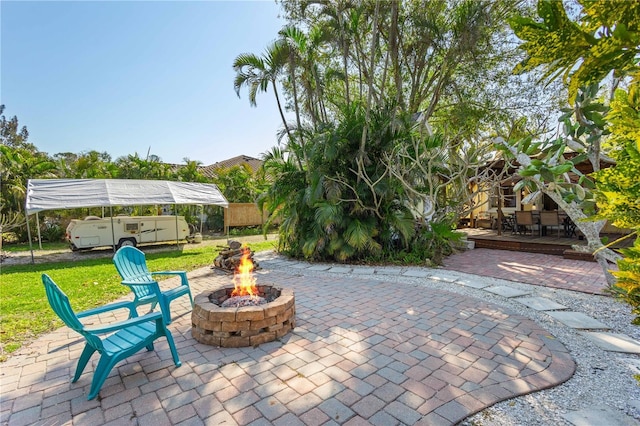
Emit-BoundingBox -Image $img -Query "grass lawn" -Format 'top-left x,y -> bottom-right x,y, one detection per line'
2,241 -> 70,252
0,239 -> 278,361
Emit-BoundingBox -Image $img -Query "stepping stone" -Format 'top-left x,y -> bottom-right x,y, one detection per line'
579,332 -> 640,354
288,262 -> 311,269
515,296 -> 567,311
546,311 -> 611,330
327,266 -> 352,273
429,274 -> 458,283
402,269 -> 431,278
627,358 -> 640,375
375,268 -> 403,275
351,267 -> 375,275
562,405 -> 638,426
484,286 -> 531,298
308,265 -> 331,271
455,278 -> 490,289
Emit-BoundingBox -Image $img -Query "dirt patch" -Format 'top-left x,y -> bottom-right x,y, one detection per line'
1,234 -> 278,266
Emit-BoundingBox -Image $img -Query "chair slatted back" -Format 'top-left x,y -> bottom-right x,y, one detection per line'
113,247 -> 156,299
540,211 -> 559,226
42,274 -> 103,349
515,211 -> 534,226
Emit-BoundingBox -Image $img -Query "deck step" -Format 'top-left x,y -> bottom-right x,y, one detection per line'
563,249 -> 596,262
470,237 -> 566,256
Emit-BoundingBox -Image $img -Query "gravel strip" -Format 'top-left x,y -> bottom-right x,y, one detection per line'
257,253 -> 640,426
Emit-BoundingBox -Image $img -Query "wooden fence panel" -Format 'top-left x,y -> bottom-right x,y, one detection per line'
223,203 -> 269,229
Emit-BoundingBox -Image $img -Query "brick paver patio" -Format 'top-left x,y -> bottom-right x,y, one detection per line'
442,248 -> 610,295
1,261 -> 575,425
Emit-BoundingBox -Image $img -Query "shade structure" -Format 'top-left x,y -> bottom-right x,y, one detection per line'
26,179 -> 229,215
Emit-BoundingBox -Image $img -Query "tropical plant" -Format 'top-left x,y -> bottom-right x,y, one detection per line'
259,100 -> 465,263
510,0 -> 639,103
592,87 -> 640,323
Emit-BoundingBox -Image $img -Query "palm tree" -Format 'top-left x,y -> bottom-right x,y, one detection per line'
277,26 -> 307,153
233,40 -> 294,146
177,158 -> 207,182
311,0 -> 360,106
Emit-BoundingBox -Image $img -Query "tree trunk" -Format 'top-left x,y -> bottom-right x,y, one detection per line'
271,81 -> 303,170
358,0 -> 381,170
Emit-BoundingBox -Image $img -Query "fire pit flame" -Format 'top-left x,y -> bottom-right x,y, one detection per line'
222,247 -> 265,307
232,247 -> 257,297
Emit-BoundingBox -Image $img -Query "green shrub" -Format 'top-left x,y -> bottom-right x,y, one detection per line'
40,223 -> 65,242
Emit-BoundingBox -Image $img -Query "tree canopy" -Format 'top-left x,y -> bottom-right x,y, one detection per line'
235,0 -> 561,263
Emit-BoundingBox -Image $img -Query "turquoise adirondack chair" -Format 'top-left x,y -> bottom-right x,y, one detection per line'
42,274 -> 181,400
112,246 -> 193,325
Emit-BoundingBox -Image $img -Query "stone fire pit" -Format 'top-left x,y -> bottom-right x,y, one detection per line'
192,285 -> 295,348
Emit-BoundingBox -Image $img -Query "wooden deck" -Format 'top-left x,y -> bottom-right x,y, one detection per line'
457,227 -> 631,260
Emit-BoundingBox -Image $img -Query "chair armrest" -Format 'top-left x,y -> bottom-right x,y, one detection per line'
121,279 -> 160,286
85,311 -> 163,334
77,300 -> 138,319
151,271 -> 187,277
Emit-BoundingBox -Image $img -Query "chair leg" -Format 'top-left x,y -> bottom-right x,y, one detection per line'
160,321 -> 182,368
159,297 -> 172,325
88,355 -> 117,400
73,344 -> 96,383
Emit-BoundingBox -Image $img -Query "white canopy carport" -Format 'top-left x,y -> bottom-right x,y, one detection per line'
25,178 -> 229,262
26,178 -> 228,214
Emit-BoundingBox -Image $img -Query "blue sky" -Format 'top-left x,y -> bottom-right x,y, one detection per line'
1,1 -> 288,165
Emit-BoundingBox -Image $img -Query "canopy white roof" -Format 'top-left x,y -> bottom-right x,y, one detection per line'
26,179 -> 229,215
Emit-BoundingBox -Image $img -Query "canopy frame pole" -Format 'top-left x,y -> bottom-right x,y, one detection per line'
110,206 -> 116,253
200,205 -> 204,234
35,212 -> 43,250
27,213 -> 35,264
174,205 -> 179,249
225,206 -> 230,238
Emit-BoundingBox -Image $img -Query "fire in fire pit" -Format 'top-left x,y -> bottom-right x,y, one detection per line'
192,244 -> 295,347
222,247 -> 266,307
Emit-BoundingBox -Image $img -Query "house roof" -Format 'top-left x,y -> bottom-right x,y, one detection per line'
199,155 -> 263,178
167,155 -> 264,179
